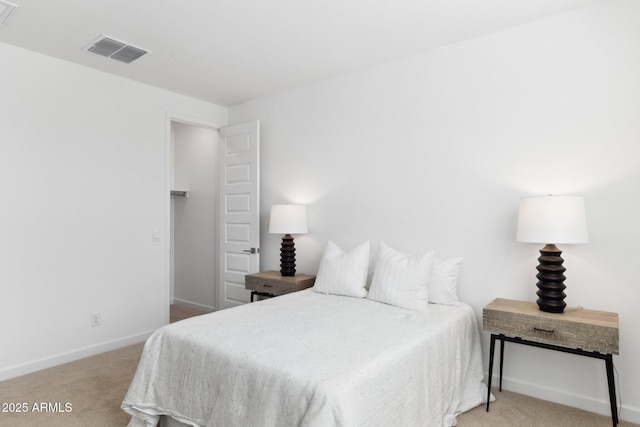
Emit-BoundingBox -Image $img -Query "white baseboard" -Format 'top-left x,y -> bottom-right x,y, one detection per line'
493,374 -> 640,424
172,298 -> 216,313
0,330 -> 155,382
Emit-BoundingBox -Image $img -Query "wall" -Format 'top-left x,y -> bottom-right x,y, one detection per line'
171,122 -> 219,312
0,42 -> 227,380
229,0 -> 640,422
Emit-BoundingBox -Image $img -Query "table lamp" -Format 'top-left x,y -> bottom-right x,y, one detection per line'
516,195 -> 588,313
269,204 -> 308,276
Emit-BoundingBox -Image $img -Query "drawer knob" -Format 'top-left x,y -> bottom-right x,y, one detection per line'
533,327 -> 555,333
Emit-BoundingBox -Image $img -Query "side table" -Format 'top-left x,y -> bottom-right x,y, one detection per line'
483,298 -> 619,426
245,270 -> 315,301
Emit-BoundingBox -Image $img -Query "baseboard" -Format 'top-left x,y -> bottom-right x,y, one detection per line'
172,298 -> 216,313
0,330 -> 155,382
493,374 -> 640,424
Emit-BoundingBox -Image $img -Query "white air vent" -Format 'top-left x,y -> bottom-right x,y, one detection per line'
0,0 -> 17,25
86,36 -> 149,64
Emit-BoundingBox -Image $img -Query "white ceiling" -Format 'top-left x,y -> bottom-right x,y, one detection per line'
0,0 -> 608,106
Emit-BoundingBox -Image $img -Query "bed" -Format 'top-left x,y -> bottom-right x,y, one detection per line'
123,290 -> 487,427
123,241 -> 488,427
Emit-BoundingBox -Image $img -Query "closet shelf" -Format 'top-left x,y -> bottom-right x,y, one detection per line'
170,190 -> 190,198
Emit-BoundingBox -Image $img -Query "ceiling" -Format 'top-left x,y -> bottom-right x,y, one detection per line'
0,0 -> 608,106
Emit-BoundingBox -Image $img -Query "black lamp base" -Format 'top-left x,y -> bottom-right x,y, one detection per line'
535,244 -> 567,313
279,234 -> 296,276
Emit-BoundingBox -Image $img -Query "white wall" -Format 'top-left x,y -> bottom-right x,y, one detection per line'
171,122 -> 219,312
229,0 -> 640,422
0,42 -> 227,380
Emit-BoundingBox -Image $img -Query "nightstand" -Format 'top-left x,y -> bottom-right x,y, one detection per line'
483,298 -> 619,427
245,270 -> 316,301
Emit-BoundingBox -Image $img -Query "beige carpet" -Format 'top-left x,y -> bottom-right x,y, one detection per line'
0,305 -> 636,427
0,342 -> 143,426
457,390 -> 636,427
169,304 -> 206,324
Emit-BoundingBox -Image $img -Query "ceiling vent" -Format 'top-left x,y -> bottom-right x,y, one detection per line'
0,0 -> 17,25
86,35 -> 149,64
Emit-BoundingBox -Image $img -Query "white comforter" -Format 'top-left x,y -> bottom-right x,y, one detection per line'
122,290 -> 487,427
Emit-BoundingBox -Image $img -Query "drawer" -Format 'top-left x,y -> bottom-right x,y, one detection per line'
245,278 -> 290,296
483,298 -> 618,355
245,272 -> 315,296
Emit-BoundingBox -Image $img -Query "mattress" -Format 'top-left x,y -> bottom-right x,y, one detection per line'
122,289 -> 487,427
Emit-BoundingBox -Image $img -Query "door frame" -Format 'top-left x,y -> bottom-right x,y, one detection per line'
164,112 -> 221,325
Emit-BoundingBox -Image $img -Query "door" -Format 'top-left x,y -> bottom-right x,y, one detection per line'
218,121 -> 260,309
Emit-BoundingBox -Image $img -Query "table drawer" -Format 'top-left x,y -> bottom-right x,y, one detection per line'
245,274 -> 315,296
483,299 -> 618,355
245,278 -> 289,295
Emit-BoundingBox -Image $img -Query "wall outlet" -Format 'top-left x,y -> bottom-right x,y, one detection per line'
90,312 -> 101,327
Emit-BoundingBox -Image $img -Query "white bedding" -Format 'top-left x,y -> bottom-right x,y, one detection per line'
122,290 -> 487,427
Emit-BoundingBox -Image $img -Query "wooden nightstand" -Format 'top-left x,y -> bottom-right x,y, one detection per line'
245,271 -> 315,301
483,298 -> 619,427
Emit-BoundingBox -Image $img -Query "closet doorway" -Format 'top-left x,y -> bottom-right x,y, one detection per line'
170,120 -> 219,314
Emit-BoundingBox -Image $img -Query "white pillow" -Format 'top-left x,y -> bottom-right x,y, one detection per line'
429,257 -> 463,305
366,242 -> 434,312
312,240 -> 370,298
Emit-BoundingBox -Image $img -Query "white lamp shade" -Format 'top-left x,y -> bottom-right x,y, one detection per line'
269,204 -> 308,234
517,195 -> 588,244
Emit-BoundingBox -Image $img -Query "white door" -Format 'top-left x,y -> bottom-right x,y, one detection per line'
218,121 -> 260,309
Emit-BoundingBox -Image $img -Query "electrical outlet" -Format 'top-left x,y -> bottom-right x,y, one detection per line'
90,313 -> 101,327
